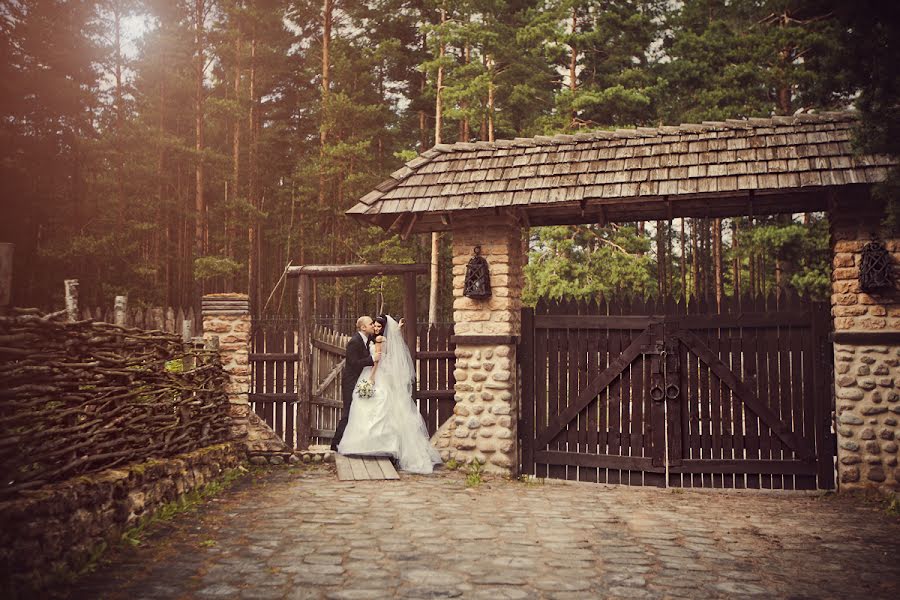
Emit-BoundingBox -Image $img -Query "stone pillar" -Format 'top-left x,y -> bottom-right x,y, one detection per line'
438,215 -> 524,474
202,294 -> 251,447
830,199 -> 900,494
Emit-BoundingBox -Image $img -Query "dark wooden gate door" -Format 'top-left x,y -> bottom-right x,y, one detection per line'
520,294 -> 835,490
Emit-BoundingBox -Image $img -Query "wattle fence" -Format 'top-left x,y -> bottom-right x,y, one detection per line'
0,308 -> 231,500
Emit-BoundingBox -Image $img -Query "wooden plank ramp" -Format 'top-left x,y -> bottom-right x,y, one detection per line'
335,454 -> 400,481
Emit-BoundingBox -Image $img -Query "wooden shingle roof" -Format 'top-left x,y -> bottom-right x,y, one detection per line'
348,112 -> 895,232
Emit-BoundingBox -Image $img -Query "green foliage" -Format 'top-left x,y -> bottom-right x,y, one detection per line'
660,0 -> 851,122
524,225 -> 655,304
735,215 -> 831,300
193,256 -> 243,282
886,494 -> 900,517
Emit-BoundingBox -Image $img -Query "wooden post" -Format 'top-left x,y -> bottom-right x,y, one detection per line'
64,279 -> 79,322
403,272 -> 418,355
0,243 -> 12,313
182,319 -> 193,343
297,274 -> 312,450
114,295 -> 128,327
520,307 -> 535,476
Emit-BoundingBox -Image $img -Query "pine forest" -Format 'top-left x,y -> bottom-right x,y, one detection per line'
2,0 -> 898,319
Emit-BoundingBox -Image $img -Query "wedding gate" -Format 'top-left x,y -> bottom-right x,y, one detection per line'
519,292 -> 835,490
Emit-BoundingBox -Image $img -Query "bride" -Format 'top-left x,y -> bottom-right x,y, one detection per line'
337,314 -> 442,474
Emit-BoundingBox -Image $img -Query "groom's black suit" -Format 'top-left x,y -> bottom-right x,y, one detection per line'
330,332 -> 374,450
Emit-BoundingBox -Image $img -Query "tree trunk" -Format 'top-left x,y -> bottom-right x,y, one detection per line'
429,7 -> 446,325
158,64 -> 169,304
318,0 -> 332,207
229,24 -> 242,291
713,218 -> 723,312
569,7 -> 577,124
460,42 -> 470,142
113,1 -> 125,229
691,218 -> 699,301
247,32 -> 258,306
193,0 -> 206,279
680,218 -> 686,302
656,220 -> 665,297
487,56 -> 495,142
419,31 -> 428,150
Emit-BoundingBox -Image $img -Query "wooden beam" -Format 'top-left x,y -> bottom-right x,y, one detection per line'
312,360 -> 345,396
669,459 -> 817,475
350,187 -> 844,234
534,450 -> 663,473
297,274 -> 312,450
312,338 -> 345,356
450,335 -> 518,345
248,393 -> 297,403
400,213 -> 418,240
286,264 -> 428,278
536,330 -> 651,448
831,331 -> 900,345
403,272 -> 417,354
387,213 -> 406,233
674,329 -> 814,459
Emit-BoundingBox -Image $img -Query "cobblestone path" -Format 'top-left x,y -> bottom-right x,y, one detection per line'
65,465 -> 900,600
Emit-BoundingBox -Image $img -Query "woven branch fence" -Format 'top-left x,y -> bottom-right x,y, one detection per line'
0,308 -> 231,500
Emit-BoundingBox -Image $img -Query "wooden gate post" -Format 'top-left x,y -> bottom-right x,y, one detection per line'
403,272 -> 417,354
64,279 -> 79,322
649,325 -> 666,468
297,274 -> 312,450
114,295 -> 128,327
446,214 -> 525,474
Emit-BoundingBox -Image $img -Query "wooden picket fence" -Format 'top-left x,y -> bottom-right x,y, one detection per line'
75,304 -> 201,336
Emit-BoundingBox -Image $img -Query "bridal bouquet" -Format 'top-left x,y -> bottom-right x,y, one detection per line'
356,379 -> 375,398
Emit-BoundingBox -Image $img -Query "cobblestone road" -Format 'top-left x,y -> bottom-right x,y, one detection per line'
65,465 -> 900,600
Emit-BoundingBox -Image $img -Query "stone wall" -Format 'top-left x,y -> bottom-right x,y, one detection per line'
438,215 -> 525,473
0,443 -> 243,596
831,201 -> 900,494
202,294 -> 252,447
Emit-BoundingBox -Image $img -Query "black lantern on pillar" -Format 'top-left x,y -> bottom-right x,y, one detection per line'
859,239 -> 892,293
463,246 -> 491,299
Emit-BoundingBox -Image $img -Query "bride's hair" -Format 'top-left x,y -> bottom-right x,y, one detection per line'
374,314 -> 388,332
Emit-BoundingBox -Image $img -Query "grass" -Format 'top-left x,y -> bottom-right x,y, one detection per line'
120,466 -> 246,548
465,459 -> 485,488
32,464 -> 250,600
885,494 -> 900,517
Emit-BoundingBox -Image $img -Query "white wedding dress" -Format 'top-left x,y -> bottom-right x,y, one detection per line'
337,316 -> 442,474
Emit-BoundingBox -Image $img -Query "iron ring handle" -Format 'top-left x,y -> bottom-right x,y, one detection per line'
650,385 -> 664,402
665,383 -> 680,400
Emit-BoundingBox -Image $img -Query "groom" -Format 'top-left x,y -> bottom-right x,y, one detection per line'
330,315 -> 381,451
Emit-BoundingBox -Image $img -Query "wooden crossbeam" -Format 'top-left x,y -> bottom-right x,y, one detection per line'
673,329 -> 814,460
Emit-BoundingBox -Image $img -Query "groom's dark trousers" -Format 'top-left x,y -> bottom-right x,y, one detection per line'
330,333 -> 373,450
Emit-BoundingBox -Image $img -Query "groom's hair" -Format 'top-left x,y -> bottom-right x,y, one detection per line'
356,316 -> 371,331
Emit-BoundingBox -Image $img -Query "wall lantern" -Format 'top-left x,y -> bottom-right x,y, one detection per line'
463,246 -> 492,299
859,239 -> 892,292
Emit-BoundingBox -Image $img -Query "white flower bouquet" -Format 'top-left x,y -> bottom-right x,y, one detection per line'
355,379 -> 375,399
